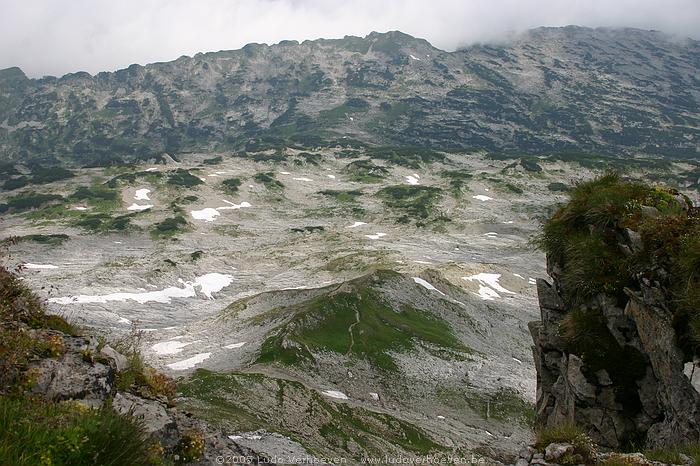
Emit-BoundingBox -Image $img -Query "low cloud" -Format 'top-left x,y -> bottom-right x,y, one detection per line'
2,0 -> 699,77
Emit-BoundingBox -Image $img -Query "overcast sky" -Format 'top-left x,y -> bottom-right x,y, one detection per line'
2,0 -> 699,78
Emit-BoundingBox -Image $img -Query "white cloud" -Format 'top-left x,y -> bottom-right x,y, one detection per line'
1,0 -> 699,77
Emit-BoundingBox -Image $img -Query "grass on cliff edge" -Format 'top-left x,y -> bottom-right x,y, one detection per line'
0,258 -> 168,465
535,173 -> 700,355
0,396 -> 160,466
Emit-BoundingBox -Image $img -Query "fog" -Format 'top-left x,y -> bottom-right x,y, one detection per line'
1,0 -> 699,77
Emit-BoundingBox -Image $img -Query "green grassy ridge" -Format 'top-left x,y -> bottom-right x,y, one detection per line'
179,369 -> 445,458
256,270 -> 469,371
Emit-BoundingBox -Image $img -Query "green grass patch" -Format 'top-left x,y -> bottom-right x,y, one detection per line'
166,169 -> 203,188
257,270 -> 468,371
253,172 -> 284,190
0,395 -> 159,466
343,159 -> 388,183
0,192 -> 65,214
5,234 -> 69,246
151,215 -> 189,238
376,185 -> 443,223
317,189 -> 364,203
72,213 -> 139,233
220,177 -> 242,194
179,369 -> 444,458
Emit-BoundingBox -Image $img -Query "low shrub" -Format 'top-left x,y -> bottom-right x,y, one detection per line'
0,395 -> 158,466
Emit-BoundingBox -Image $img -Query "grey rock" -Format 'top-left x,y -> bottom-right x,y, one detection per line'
112,392 -> 176,436
29,336 -> 114,407
100,344 -> 130,372
544,442 -> 574,461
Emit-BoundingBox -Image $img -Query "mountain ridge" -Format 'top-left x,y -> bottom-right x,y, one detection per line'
1,26 -> 698,167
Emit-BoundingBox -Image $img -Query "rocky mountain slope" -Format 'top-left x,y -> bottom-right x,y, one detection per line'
1,26 -> 699,166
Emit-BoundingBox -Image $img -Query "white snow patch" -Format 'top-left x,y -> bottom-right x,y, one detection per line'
472,195 -> 493,201
437,415 -> 445,420
512,357 -> 523,364
322,390 -> 349,400
145,167 -> 159,172
224,342 -> 246,349
405,175 -> 420,185
293,177 -> 313,182
369,392 -> 380,401
409,54 -> 421,60
327,174 -> 336,179
513,273 -> 525,280
462,273 -> 515,301
167,353 -> 211,371
218,200 -> 251,210
228,435 -> 242,441
207,173 -> 220,177
127,203 -> 153,211
413,260 -> 432,265
49,273 -> 234,305
347,221 -> 367,228
365,233 -> 386,240
134,188 -> 151,200
113,241 -> 122,244
195,273 -> 235,299
503,220 -> 515,224
280,171 -> 291,175
529,278 -> 537,285
25,263 -> 58,269
191,208 -> 220,221
72,206 -> 88,211
483,232 -> 498,236
151,340 -> 199,355
412,277 -> 446,296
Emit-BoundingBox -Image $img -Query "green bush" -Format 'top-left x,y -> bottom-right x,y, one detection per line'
253,172 -> 284,190
167,169 -> 203,187
152,216 -> 188,238
221,177 -> 242,194
0,395 -> 158,466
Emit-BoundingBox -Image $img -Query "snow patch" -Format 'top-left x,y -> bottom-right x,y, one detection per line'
462,273 -> 515,301
49,273 -> 234,305
191,208 -> 220,221
224,342 -> 246,349
409,54 -> 421,60
25,263 -> 58,269
412,277 -> 446,296
151,340 -> 199,355
134,188 -> 151,200
127,203 -> 153,211
405,175 -> 420,185
322,390 -> 349,400
327,174 -> 336,179
472,195 -> 493,201
71,206 -> 88,211
167,353 -> 211,371
347,221 -> 367,228
365,233 -> 386,240
293,177 -> 313,182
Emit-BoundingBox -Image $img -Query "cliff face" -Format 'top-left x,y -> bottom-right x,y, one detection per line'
530,202 -> 700,450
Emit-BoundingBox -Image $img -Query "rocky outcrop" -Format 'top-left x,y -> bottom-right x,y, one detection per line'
515,442 -> 694,466
530,258 -> 700,449
26,327 -> 275,465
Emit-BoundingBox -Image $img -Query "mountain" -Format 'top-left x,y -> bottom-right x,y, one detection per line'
1,26 -> 699,167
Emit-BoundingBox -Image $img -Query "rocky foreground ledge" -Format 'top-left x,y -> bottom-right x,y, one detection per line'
525,175 -> 700,465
